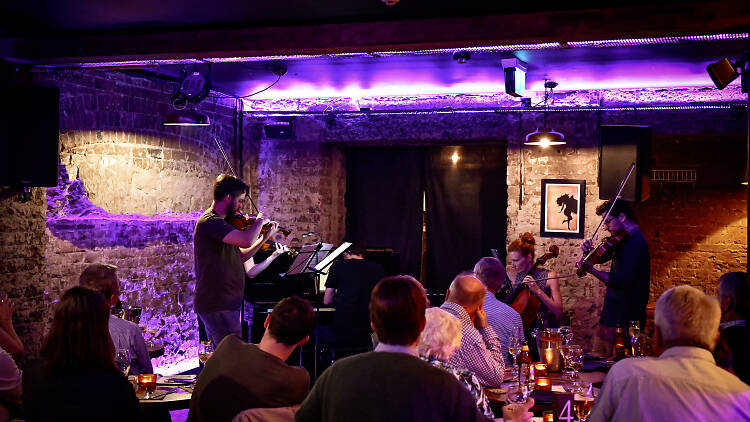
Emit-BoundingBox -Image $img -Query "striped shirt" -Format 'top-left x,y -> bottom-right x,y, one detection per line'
483,291 -> 523,365
109,315 -> 153,375
440,302 -> 505,387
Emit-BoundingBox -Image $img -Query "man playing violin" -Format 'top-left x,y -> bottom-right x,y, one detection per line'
194,174 -> 279,347
576,199 -> 650,358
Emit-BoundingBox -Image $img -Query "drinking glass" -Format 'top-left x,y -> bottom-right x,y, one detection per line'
629,320 -> 641,356
559,325 -> 573,345
568,345 -> 584,381
198,340 -> 214,364
507,326 -> 523,381
137,373 -> 157,399
573,382 -> 595,421
506,382 -> 533,405
632,333 -> 646,357
115,348 -> 131,376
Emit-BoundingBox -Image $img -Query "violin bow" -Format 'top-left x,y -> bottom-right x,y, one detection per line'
586,162 -> 636,244
213,136 -> 264,215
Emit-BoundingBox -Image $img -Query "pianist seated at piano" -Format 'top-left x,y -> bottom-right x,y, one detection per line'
320,243 -> 386,347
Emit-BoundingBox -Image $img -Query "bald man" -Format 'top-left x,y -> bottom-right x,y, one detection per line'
440,272 -> 506,387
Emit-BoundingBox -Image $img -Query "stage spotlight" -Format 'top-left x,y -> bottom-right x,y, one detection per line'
707,58 -> 740,90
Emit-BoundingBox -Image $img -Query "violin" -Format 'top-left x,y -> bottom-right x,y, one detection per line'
505,245 -> 559,328
576,229 -> 628,277
225,213 -> 292,237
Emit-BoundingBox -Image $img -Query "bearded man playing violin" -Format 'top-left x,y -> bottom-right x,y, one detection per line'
576,199 -> 650,359
194,174 -> 279,347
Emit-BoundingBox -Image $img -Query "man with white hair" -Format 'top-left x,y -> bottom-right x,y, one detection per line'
590,285 -> 750,422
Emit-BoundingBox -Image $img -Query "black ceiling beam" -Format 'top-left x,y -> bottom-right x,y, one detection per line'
6,0 -> 750,64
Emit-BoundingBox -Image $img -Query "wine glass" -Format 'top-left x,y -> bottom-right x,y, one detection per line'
573,382 -> 595,421
559,325 -> 573,345
629,320 -> 641,356
115,348 -> 131,376
507,326 -> 523,381
568,345 -> 584,381
199,340 -> 214,364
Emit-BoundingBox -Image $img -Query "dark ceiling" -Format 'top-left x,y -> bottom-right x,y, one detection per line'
2,1 -> 749,100
0,0 -> 687,36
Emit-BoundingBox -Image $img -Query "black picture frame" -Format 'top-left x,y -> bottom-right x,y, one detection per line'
540,179 -> 586,238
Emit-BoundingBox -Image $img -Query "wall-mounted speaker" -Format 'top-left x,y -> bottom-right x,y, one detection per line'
0,84 -> 60,187
263,122 -> 294,139
599,125 -> 651,202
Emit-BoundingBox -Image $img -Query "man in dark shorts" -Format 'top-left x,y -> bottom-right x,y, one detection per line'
193,174 -> 278,346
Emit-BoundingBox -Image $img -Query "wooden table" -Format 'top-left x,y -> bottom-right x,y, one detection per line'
134,375 -> 194,411
485,370 -> 606,414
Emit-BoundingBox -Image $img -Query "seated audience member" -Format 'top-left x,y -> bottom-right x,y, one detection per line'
322,243 -> 386,346
188,296 -> 316,422
440,273 -> 505,387
590,285 -> 750,422
714,271 -> 749,385
23,286 -> 142,421
473,257 -> 523,364
0,297 -> 23,363
417,307 -> 494,419
0,344 -> 21,422
79,263 -> 153,375
0,298 -> 22,422
295,275 -> 485,422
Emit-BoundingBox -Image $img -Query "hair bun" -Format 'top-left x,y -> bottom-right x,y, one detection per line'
519,232 -> 536,246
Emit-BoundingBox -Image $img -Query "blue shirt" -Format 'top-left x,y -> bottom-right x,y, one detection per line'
483,291 -> 523,365
109,315 -> 153,375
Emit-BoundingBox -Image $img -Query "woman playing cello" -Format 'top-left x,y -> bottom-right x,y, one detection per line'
507,233 -> 564,331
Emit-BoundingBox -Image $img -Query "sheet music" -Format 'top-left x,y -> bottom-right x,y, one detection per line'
314,242 -> 352,271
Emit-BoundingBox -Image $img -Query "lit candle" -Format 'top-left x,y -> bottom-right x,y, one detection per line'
535,376 -> 551,391
533,362 -> 548,376
543,410 -> 554,422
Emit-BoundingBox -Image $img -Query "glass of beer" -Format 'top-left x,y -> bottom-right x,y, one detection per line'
137,373 -> 157,399
199,340 -> 214,364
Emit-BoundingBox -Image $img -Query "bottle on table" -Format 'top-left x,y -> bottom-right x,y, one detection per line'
519,341 -> 533,385
613,326 -> 628,361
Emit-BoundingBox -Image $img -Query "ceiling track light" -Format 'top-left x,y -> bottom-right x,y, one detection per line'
524,79 -> 566,147
452,51 -> 471,64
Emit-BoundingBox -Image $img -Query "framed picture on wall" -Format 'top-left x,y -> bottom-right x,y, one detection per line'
540,179 -> 586,238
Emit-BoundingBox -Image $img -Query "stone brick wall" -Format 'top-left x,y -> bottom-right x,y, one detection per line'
0,69 -> 249,372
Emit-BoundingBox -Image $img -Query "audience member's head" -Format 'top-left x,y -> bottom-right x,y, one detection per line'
718,271 -> 747,320
79,263 -> 119,306
266,296 -> 316,346
370,275 -> 428,346
446,273 -> 487,315
417,307 -> 462,361
41,286 -> 116,374
473,257 -> 508,293
654,285 -> 721,352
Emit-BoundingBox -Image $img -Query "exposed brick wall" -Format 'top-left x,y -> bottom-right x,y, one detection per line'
0,69 -> 250,372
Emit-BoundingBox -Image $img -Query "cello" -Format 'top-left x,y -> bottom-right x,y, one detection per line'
505,245 -> 560,328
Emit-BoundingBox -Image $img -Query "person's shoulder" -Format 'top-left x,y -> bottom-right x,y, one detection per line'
110,315 -> 142,335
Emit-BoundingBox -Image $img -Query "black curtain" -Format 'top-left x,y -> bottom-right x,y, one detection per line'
424,145 -> 507,294
345,147 -> 425,278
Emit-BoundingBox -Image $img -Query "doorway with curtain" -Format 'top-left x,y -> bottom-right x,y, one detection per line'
345,143 -> 507,294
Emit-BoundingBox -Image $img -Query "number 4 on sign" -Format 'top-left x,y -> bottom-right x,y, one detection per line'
558,400 -> 574,422
553,392 -> 575,422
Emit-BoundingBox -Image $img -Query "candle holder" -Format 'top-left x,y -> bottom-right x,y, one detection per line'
535,376 -> 552,391
533,362 -> 548,377
543,410 -> 554,422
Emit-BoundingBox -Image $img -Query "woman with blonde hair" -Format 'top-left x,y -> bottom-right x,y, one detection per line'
417,307 -> 493,419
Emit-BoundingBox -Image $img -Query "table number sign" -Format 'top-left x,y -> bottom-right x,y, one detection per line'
552,392 -> 575,422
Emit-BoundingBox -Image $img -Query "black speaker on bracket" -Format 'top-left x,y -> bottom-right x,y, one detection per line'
599,125 -> 651,202
263,121 -> 294,139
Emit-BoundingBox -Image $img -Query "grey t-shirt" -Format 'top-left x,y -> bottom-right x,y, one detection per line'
193,209 -> 244,314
